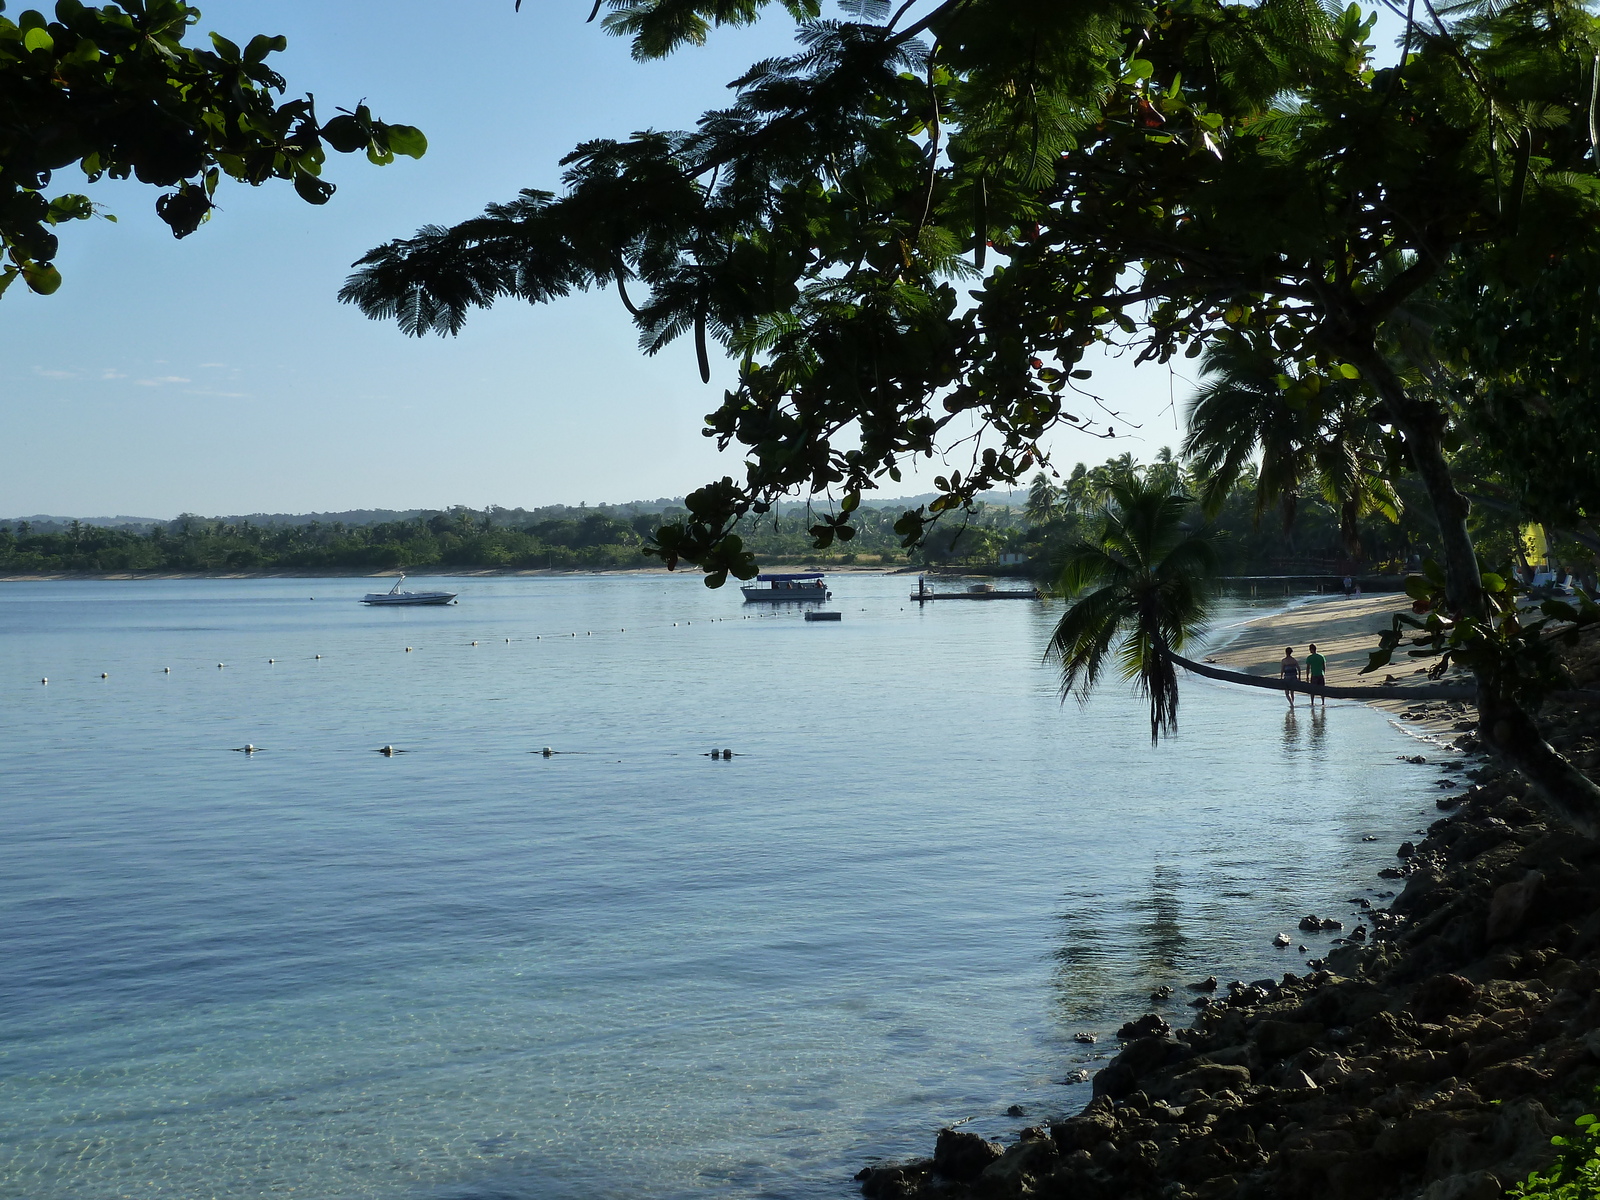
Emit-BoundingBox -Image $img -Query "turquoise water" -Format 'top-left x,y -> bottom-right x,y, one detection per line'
0,576 -> 1448,1199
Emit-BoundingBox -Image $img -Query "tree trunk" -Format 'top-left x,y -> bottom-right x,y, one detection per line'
1345,345 -> 1600,836
1168,650 -> 1474,700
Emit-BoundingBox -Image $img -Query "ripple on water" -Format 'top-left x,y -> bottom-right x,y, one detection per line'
0,577 -> 1439,1199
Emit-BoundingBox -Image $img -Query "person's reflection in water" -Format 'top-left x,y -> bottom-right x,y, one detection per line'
1282,707 -> 1300,748
1309,705 -> 1328,753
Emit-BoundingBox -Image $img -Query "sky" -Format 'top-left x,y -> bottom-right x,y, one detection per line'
0,1 -> 1331,519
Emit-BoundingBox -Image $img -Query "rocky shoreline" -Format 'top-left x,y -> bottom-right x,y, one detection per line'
858,654 -> 1600,1200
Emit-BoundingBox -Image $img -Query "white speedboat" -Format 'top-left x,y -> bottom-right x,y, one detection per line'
361,575 -> 458,606
740,572 -> 830,602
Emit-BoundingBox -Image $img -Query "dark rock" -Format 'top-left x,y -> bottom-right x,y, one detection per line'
1319,918 -> 1344,931
1117,1014 -> 1171,1040
1299,914 -> 1324,932
1398,841 -> 1417,858
1073,1032 -> 1097,1044
1005,1104 -> 1026,1118
974,1134 -> 1059,1196
1158,1061 -> 1253,1102
1410,973 -> 1479,1021
1254,1020 -> 1324,1058
1189,976 -> 1218,992
932,1128 -> 1003,1182
1487,871 -> 1543,941
1150,985 -> 1174,1002
858,1163 -> 932,1199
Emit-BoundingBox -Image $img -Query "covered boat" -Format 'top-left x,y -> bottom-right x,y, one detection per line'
740,572 -> 830,602
361,575 -> 458,606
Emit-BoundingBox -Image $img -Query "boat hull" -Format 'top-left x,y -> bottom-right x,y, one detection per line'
362,593 -> 457,606
741,586 -> 830,602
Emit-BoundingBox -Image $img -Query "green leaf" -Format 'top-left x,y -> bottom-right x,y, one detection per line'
1336,362 -> 1361,379
23,25 -> 53,52
243,33 -> 286,63
384,125 -> 428,159
1482,572 -> 1505,592
21,261 -> 61,295
320,115 -> 368,154
292,172 -> 335,204
1126,58 -> 1154,80
1403,575 -> 1432,601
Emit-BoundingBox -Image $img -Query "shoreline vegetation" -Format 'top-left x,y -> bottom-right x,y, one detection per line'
0,453 -> 1462,583
860,598 -> 1600,1200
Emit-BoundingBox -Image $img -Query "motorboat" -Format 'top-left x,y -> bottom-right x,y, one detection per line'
740,572 -> 830,602
361,575 -> 458,606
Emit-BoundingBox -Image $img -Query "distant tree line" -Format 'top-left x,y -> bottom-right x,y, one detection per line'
0,451 -> 1489,577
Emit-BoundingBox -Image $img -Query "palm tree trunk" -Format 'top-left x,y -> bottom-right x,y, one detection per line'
1167,650 -> 1474,700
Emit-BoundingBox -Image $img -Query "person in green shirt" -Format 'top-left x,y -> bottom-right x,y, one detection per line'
1306,643 -> 1328,707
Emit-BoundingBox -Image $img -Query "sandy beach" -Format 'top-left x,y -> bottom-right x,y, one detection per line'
1205,592 -> 1476,717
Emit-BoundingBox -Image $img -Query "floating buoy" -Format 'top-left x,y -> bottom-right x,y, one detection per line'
233,744 -> 258,754
505,638 -> 510,643
164,667 -> 171,673
536,636 -> 541,640
315,654 -> 322,660
377,745 -> 399,756
541,747 -> 554,757
40,678 -> 47,685
471,641 -> 478,646
268,658 -> 275,664
721,748 -> 732,759
101,672 -> 108,678
405,647 -> 413,652
218,663 -> 225,669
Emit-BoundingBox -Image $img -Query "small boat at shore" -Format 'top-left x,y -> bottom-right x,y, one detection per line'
741,572 -> 831,602
361,575 -> 458,606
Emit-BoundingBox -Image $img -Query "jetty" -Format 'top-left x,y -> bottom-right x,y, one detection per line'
911,578 -> 1042,602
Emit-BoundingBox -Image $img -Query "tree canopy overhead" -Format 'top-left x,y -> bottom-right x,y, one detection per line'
1,0 -> 426,298
344,0 -> 1600,829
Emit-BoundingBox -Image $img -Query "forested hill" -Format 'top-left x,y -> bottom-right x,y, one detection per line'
0,455 -> 1465,577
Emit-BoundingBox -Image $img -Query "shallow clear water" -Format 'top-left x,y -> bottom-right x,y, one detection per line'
0,575 -> 1451,1200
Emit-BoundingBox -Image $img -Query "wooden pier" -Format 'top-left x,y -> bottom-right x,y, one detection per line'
912,582 -> 1042,602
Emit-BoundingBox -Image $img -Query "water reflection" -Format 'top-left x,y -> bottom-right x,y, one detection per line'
1049,865 -> 1187,1025
1282,708 -> 1300,748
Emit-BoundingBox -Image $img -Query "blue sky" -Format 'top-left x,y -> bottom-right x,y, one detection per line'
1,1 -> 1264,518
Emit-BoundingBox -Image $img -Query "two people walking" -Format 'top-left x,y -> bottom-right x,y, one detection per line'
1279,644 -> 1326,708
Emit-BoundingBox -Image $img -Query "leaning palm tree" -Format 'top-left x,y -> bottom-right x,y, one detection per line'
1047,476 -> 1218,742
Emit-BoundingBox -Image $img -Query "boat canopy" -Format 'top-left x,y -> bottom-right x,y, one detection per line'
756,573 -> 825,581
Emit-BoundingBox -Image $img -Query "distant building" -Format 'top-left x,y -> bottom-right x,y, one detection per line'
998,552 -> 1028,565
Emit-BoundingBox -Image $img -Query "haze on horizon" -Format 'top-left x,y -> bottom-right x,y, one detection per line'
0,0 -> 1195,520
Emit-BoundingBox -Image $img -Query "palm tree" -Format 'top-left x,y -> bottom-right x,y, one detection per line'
1025,471 -> 1062,526
1047,476 -> 1218,742
1183,339 -> 1400,559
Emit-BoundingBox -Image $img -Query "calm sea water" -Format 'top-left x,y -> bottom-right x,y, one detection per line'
0,575 -> 1450,1200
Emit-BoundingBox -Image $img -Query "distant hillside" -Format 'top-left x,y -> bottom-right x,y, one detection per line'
3,490 -> 1023,534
